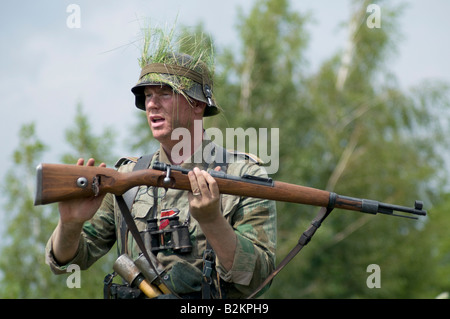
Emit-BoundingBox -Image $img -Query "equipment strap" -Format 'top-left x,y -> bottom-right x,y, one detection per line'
247,205 -> 334,299
115,194 -> 180,298
115,153 -> 180,298
201,241 -> 215,299
120,154 -> 154,255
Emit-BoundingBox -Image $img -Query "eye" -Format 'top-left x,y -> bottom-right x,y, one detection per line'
161,91 -> 173,98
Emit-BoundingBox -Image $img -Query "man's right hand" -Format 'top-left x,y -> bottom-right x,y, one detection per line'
52,158 -> 106,265
58,158 -> 107,225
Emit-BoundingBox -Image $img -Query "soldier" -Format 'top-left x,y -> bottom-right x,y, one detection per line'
45,27 -> 277,299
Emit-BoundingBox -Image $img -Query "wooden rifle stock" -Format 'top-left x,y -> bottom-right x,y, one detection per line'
34,162 -> 427,219
34,163 -> 174,205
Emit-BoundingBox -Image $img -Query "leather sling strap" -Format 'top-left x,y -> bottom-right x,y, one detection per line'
119,154 -> 154,255
116,154 -> 181,297
114,151 -> 182,298
115,194 -> 179,298
247,205 -> 334,299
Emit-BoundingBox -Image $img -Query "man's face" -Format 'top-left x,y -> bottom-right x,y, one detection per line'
144,85 -> 202,147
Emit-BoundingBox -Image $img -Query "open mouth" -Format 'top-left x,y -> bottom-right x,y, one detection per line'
150,115 -> 165,124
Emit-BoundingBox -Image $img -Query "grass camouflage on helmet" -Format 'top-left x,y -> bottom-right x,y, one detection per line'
131,26 -> 220,117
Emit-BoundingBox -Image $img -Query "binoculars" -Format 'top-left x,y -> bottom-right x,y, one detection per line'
143,209 -> 192,254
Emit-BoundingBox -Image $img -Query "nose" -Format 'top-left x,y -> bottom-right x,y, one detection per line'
145,95 -> 160,111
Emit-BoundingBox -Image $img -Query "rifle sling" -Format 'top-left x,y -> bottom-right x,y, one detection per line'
120,154 -> 154,255
247,205 -> 334,299
116,154 -> 180,298
115,194 -> 180,298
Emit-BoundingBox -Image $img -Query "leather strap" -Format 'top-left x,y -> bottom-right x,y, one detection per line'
119,154 -> 154,255
115,194 -> 179,298
247,206 -> 334,299
115,153 -> 180,298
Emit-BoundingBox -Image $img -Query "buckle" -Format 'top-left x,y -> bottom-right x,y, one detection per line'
202,249 -> 215,280
103,272 -> 116,286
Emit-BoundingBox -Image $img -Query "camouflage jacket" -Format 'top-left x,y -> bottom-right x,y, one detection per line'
45,141 -> 277,298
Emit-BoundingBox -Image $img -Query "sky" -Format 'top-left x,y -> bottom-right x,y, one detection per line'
1,0 -> 449,234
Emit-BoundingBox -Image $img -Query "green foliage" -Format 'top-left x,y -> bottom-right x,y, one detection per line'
61,103 -> 117,166
425,193 -> 450,297
0,123 -> 58,298
0,104 -> 119,298
212,0 -> 450,298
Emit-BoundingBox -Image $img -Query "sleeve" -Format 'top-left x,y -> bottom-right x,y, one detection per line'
45,193 -> 117,274
215,161 -> 277,297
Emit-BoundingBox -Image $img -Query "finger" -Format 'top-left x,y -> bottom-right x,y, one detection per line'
214,166 -> 221,172
188,169 -> 201,196
193,167 -> 210,196
86,158 -> 96,166
202,170 -> 219,197
76,158 -> 85,166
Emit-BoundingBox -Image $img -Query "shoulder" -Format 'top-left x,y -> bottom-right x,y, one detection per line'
114,156 -> 140,173
225,150 -> 269,178
114,156 -> 139,168
227,150 -> 264,165
211,141 -> 263,166
114,153 -> 159,173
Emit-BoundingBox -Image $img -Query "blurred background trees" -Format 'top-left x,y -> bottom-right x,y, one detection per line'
0,107 -> 118,298
1,0 -> 448,298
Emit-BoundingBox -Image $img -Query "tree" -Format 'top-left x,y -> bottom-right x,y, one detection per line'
0,104 -> 119,298
62,102 -> 117,166
261,0 -> 449,298
0,123 -> 64,298
211,0 -> 449,298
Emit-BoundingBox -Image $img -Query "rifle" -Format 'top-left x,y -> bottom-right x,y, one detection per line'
34,161 -> 426,219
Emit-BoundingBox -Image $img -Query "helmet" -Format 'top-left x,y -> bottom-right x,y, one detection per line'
131,52 -> 219,117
